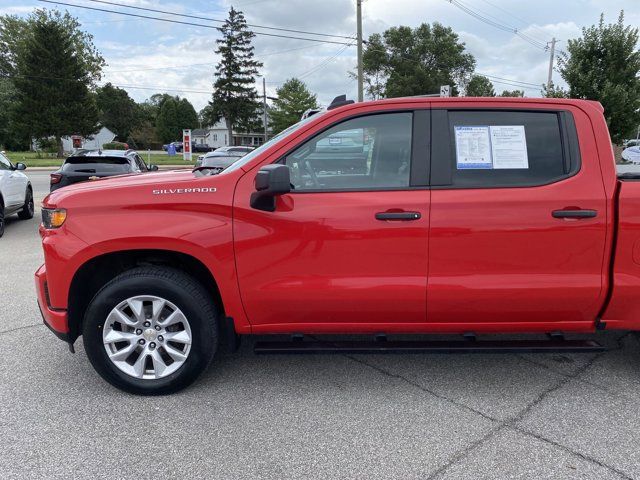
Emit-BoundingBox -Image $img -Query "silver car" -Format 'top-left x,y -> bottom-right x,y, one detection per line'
0,151 -> 33,237
195,146 -> 255,170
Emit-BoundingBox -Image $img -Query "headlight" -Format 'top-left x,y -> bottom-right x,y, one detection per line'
42,208 -> 67,229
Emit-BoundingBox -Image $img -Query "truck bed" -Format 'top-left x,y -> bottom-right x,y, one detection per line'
601,178 -> 640,329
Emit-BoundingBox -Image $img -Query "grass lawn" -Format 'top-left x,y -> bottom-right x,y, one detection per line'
3,151 -> 196,167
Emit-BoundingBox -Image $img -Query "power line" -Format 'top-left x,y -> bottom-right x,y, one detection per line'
2,72 -> 216,94
104,44 -> 324,74
445,0 -> 548,50
476,0 -> 552,40
476,73 -> 541,88
487,79 -> 539,92
83,0 -> 356,41
37,0 -> 356,45
297,42 -> 355,80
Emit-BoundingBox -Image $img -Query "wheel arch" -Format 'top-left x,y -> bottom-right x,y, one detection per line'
67,249 -> 224,343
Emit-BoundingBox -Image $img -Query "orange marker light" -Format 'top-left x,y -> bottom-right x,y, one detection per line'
42,208 -> 67,229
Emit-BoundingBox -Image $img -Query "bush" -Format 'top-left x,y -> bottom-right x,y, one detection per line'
36,137 -> 58,153
102,141 -> 128,150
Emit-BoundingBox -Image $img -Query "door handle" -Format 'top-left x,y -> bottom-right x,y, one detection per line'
552,209 -> 597,219
375,211 -> 421,221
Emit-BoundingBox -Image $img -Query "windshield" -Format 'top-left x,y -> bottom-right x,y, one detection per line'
223,113 -> 325,173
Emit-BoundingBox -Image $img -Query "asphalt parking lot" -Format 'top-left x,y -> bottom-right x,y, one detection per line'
2,171 -> 640,479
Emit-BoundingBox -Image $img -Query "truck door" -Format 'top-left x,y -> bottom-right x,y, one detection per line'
427,106 -> 608,328
233,110 -> 431,330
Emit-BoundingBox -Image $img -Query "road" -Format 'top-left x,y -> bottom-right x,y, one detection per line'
1,171 -> 640,479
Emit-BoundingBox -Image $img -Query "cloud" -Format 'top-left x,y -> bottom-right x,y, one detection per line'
4,0 -> 638,108
0,5 -> 37,15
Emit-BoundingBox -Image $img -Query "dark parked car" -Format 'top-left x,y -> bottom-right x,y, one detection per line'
50,149 -> 158,192
164,142 -> 214,153
192,143 -> 214,153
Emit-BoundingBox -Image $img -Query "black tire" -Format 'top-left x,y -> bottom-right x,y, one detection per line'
17,187 -> 34,220
82,266 -> 218,395
0,204 -> 4,238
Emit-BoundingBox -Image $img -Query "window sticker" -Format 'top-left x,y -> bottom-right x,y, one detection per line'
454,126 -> 492,169
455,125 -> 529,170
489,125 -> 528,169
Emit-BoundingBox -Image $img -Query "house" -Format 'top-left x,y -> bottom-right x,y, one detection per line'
194,118 -> 269,149
62,126 -> 116,152
31,126 -> 117,153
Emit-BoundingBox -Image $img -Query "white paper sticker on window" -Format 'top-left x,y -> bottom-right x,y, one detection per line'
489,125 -> 528,169
454,126 -> 492,169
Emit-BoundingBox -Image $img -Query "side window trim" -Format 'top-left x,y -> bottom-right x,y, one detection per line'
430,108 -> 581,189
431,109 -> 452,186
410,109 -> 430,186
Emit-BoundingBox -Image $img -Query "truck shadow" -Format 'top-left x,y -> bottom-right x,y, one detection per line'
190,331 -> 640,421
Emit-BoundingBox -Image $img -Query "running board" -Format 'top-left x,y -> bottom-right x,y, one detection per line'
254,339 -> 605,355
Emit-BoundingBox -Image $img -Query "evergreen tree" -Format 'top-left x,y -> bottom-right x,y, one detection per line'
155,96 -> 198,143
96,83 -> 138,140
465,75 -> 495,97
0,79 -> 28,150
206,7 -> 262,145
558,11 -> 640,144
11,10 -> 103,156
269,78 -> 319,134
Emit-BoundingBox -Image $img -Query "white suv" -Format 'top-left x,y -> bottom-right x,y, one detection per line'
0,151 -> 33,237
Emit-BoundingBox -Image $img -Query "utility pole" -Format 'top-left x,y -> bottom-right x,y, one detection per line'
263,77 -> 268,143
547,37 -> 557,87
356,0 -> 363,102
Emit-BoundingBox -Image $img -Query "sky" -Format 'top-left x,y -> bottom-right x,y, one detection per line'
0,0 -> 638,112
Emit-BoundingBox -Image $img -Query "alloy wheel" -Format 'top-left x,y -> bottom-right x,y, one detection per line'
103,295 -> 192,379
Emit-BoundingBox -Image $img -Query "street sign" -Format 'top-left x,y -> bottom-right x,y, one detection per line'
440,85 -> 451,97
182,129 -> 192,161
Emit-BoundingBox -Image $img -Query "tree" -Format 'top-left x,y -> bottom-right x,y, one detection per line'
155,96 -> 198,143
1,10 -> 103,80
557,11 -> 640,144
0,15 -> 28,77
361,23 -> 475,98
96,83 -> 138,140
541,82 -> 569,98
499,90 -> 525,97
11,10 -> 104,156
0,79 -> 29,150
269,78 -> 318,133
465,75 -> 495,97
205,7 -> 262,144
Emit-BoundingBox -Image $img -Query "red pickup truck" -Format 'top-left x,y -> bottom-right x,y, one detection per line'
36,96 -> 636,394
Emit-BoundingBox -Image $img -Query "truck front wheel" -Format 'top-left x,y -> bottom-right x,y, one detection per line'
82,266 -> 218,395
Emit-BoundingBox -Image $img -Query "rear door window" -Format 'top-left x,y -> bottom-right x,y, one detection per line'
431,109 -> 579,188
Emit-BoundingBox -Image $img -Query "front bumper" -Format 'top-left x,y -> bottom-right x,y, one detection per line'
35,264 -> 70,342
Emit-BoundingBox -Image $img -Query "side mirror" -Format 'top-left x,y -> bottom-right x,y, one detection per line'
15,162 -> 26,171
250,164 -> 291,212
148,164 -> 159,171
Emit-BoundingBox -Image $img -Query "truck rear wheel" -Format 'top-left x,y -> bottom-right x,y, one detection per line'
82,266 -> 218,395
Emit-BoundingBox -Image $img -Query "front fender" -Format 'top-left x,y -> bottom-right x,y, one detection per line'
43,204 -> 250,333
